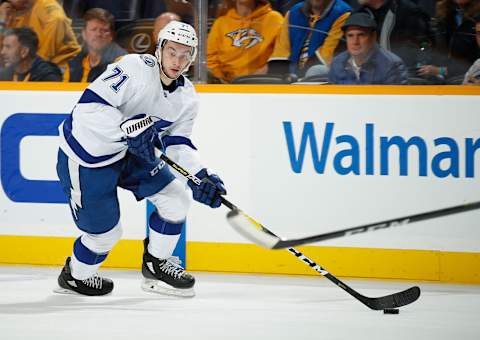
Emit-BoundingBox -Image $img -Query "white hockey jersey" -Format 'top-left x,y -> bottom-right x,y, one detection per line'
59,54 -> 203,175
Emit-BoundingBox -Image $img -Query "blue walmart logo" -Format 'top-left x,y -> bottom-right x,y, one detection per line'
283,122 -> 480,178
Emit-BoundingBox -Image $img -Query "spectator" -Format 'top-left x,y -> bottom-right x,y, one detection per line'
63,8 -> 127,82
0,0 -> 80,68
268,0 -> 351,77
328,12 -> 408,84
356,0 -> 434,75
0,27 -> 62,81
207,0 -> 283,83
0,36 -> 4,68
418,0 -> 480,83
463,16 -> 480,85
464,59 -> 480,85
151,12 -> 181,53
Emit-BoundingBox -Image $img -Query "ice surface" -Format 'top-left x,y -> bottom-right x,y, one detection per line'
0,265 -> 479,340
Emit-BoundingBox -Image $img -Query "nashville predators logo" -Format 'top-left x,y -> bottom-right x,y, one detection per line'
226,28 -> 263,49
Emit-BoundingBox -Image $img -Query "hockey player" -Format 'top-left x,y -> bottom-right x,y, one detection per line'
55,21 -> 226,297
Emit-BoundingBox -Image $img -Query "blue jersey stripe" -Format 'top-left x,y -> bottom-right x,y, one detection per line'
63,115 -> 122,164
162,135 -> 197,150
153,119 -> 174,131
78,89 -> 113,107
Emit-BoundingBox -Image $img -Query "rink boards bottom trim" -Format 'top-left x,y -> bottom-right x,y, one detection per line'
0,235 -> 479,284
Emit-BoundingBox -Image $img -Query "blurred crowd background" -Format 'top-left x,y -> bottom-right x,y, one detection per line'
0,0 -> 478,85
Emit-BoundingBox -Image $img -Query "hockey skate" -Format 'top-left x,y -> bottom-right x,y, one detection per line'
141,239 -> 195,297
55,257 -> 114,296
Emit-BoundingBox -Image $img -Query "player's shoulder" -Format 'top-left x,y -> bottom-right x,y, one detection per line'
115,54 -> 158,73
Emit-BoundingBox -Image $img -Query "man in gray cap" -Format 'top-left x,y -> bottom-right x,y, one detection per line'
356,0 -> 433,74
328,12 -> 408,84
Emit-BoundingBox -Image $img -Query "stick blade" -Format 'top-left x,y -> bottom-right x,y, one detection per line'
226,209 -> 280,249
365,286 -> 421,310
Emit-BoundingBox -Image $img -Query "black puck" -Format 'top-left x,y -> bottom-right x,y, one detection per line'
383,308 -> 400,314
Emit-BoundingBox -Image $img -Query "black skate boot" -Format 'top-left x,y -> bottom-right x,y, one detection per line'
55,257 -> 114,296
141,239 -> 195,297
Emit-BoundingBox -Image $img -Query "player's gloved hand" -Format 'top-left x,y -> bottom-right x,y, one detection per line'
187,168 -> 226,208
120,114 -> 158,165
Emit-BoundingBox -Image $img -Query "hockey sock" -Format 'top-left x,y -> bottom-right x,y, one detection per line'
148,212 -> 183,260
71,237 -> 108,280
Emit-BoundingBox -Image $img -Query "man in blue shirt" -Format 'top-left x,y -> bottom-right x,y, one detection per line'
328,12 -> 407,84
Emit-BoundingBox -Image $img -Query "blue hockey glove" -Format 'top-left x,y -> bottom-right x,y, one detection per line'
126,127 -> 157,164
120,114 -> 158,165
187,168 -> 227,208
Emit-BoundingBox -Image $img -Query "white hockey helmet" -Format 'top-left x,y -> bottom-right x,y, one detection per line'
155,21 -> 198,79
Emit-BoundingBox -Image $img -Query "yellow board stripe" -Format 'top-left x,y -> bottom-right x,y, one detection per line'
0,81 -> 88,91
1,81 -> 479,95
0,235 -> 478,284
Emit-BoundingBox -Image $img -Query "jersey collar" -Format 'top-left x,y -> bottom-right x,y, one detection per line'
161,75 -> 185,93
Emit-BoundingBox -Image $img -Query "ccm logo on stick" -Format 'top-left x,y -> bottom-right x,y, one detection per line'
1,113 -> 69,204
345,219 -> 410,236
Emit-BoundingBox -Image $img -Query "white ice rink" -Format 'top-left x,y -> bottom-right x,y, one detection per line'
0,265 -> 479,340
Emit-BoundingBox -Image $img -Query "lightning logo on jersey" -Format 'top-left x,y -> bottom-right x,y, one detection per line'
226,28 -> 263,49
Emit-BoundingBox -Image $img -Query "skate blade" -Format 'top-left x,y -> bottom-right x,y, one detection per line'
141,279 -> 195,298
53,286 -> 112,296
53,286 -> 82,295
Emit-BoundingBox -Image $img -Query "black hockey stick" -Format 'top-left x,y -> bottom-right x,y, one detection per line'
227,200 -> 480,249
285,247 -> 420,310
158,153 -> 421,310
